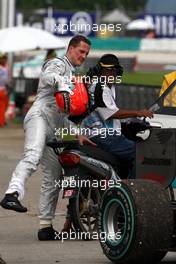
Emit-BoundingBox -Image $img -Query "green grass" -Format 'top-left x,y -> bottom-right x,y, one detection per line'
122,71 -> 168,86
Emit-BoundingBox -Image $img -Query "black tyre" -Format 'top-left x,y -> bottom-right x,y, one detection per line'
69,186 -> 101,239
98,179 -> 173,264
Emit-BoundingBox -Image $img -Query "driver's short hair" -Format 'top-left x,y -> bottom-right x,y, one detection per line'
68,35 -> 91,48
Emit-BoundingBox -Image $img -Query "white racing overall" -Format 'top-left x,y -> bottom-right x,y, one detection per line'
6,56 -> 75,221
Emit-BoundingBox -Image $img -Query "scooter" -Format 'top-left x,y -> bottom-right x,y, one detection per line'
47,138 -> 120,238
47,118 -> 150,238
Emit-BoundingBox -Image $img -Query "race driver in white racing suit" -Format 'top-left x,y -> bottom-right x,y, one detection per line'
0,35 -> 95,240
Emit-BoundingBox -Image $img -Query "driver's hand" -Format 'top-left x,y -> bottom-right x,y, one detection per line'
76,135 -> 97,146
138,109 -> 154,118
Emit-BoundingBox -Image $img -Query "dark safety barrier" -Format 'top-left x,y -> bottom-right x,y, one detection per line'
13,78 -> 160,111
116,83 -> 160,109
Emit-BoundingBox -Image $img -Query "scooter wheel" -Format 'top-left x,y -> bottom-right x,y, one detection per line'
69,186 -> 101,240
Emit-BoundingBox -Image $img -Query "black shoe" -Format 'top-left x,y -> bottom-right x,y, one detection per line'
0,192 -> 27,213
38,225 -> 61,241
0,255 -> 6,264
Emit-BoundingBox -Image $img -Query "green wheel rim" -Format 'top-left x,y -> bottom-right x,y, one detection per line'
102,186 -> 136,260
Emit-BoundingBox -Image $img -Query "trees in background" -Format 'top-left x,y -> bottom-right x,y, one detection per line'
16,0 -> 146,12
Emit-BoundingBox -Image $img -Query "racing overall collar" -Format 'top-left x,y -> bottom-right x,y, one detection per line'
63,55 -> 76,73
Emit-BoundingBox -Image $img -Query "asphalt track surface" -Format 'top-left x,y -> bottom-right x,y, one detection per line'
0,124 -> 176,264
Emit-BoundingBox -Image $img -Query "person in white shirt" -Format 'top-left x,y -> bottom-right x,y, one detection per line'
81,54 -> 153,177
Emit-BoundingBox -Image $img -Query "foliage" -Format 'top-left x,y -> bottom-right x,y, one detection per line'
16,0 -> 147,12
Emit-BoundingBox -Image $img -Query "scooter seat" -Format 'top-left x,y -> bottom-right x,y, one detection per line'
47,139 -> 130,178
79,145 -> 118,166
47,138 -> 118,166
